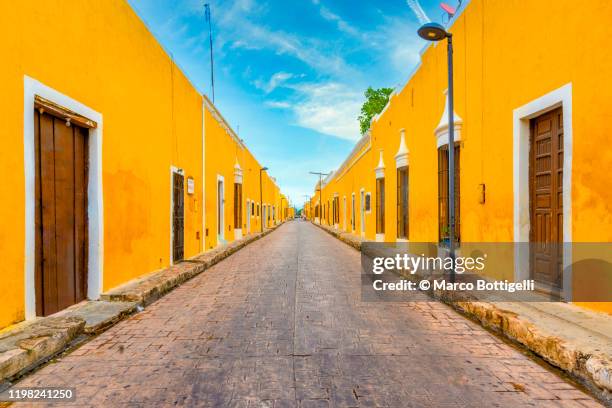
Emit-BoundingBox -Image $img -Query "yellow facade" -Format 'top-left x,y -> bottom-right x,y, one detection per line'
313,0 -> 612,313
0,0 -> 287,330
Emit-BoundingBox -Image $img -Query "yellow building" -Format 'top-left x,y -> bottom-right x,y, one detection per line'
0,0 -> 286,330
313,0 -> 612,312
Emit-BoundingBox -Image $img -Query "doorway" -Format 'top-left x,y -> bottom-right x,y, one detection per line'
530,107 -> 563,291
35,109 -> 88,316
172,169 -> 184,263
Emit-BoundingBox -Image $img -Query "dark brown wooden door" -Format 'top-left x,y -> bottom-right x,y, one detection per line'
35,110 -> 88,316
173,172 -> 185,262
530,107 -> 563,290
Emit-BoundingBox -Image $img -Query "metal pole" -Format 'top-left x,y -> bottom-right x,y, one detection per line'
447,34 -> 455,283
319,173 -> 323,225
204,4 -> 215,103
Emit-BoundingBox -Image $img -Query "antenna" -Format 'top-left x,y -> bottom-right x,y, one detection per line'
204,3 -> 215,103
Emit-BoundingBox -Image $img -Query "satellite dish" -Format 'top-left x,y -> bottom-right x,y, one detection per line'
440,2 -> 456,16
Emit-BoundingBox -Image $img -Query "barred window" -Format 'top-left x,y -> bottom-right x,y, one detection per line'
438,144 -> 460,244
397,167 -> 408,239
234,183 -> 242,229
376,178 -> 385,234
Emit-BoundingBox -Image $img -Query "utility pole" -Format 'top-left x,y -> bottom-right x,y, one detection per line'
204,3 -> 215,103
309,172 -> 330,224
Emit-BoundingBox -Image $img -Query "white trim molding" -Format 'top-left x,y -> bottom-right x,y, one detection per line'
435,89 -> 463,148
23,76 -> 104,319
234,158 -> 243,184
512,82 -> 573,300
375,149 -> 385,179
395,128 -> 409,168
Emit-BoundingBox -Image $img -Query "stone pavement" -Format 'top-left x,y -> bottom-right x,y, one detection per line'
12,221 -> 603,407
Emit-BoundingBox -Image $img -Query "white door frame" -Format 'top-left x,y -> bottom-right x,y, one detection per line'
217,174 -> 225,244
513,83 -> 572,300
23,76 -> 104,319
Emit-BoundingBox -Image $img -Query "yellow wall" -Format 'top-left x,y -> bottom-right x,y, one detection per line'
315,0 -> 612,312
0,0 -> 287,329
203,99 -> 281,249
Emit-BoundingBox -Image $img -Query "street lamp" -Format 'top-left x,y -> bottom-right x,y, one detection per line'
259,166 -> 268,232
418,22 -> 456,283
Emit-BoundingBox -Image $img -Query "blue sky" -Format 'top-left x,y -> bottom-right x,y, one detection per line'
128,0 -> 449,208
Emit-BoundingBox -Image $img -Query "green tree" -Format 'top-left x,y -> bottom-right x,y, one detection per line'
358,87 -> 394,135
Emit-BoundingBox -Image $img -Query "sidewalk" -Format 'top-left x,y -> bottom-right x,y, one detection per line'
312,221 -> 612,400
0,224 -> 282,384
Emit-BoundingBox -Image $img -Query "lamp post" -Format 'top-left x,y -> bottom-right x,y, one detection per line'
418,22 -> 456,283
259,166 -> 268,232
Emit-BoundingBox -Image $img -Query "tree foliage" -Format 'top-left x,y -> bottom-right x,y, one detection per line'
358,87 -> 394,135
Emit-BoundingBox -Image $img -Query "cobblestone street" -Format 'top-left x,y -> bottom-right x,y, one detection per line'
15,221 -> 602,407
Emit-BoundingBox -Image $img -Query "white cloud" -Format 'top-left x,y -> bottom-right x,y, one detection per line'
318,5 -> 361,38
288,82 -> 362,141
254,72 -> 294,93
265,100 -> 291,109
405,0 -> 431,25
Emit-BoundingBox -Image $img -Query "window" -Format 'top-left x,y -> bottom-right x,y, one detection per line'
333,196 -> 340,224
365,193 -> 371,212
234,183 -> 242,229
257,204 -> 260,216
376,178 -> 385,234
397,166 -> 409,239
438,144 -> 460,244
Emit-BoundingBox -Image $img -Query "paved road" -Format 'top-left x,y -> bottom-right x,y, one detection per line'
16,221 -> 601,407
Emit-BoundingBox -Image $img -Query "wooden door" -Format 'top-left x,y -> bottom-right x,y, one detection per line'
35,110 -> 88,316
172,172 -> 185,262
530,107 -> 563,290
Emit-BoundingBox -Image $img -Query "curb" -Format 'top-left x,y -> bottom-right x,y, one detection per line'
310,221 -> 612,401
0,223 -> 283,384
